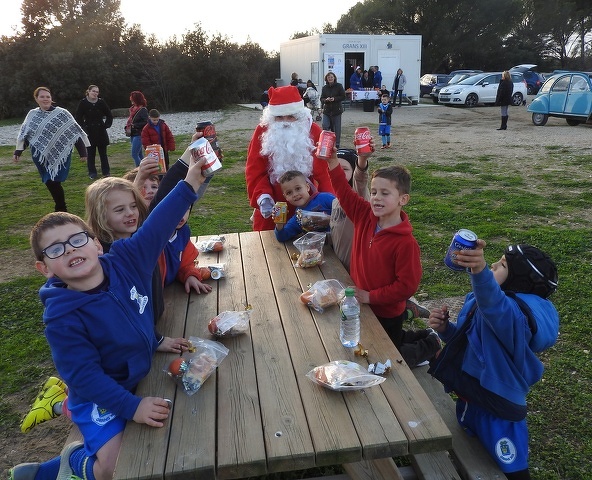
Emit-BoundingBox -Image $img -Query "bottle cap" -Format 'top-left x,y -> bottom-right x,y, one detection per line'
344,287 -> 355,296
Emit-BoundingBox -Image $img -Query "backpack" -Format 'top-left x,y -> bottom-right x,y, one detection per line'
427,292 -> 558,421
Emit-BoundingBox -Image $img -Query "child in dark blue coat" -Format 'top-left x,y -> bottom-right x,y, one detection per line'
377,93 -> 393,148
428,239 -> 559,480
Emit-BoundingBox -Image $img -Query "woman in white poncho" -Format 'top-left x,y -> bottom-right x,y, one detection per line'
13,86 -> 89,212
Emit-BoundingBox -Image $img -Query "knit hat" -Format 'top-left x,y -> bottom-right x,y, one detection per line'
501,245 -> 558,298
337,149 -> 358,186
266,86 -> 304,116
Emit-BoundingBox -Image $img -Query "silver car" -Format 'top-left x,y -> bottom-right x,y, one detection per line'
438,72 -> 528,107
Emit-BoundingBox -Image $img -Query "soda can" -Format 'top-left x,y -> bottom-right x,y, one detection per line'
444,229 -> 478,271
316,130 -> 336,160
145,144 -> 166,172
196,121 -> 223,160
189,138 -> 222,176
354,126 -> 373,154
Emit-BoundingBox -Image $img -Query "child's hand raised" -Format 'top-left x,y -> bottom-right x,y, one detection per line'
184,153 -> 207,191
453,239 -> 487,274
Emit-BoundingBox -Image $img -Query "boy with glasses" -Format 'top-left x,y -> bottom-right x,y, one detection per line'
9,154 -> 208,480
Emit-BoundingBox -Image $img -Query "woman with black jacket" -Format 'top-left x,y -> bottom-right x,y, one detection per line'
320,72 -> 346,148
75,85 -> 113,179
495,71 -> 514,130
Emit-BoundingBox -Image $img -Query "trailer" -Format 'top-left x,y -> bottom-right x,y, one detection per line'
279,34 -> 422,102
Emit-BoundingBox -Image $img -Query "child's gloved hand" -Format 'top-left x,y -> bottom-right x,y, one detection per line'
258,197 -> 274,218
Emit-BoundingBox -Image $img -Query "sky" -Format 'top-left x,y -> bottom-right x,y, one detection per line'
0,0 -> 361,52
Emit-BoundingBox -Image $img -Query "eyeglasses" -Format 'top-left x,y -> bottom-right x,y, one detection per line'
42,231 -> 91,259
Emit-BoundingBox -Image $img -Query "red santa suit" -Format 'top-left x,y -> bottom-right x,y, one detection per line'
246,86 -> 334,231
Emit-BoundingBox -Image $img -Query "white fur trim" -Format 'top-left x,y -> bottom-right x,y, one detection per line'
267,101 -> 304,116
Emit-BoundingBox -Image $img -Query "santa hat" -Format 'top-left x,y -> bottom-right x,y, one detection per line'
267,86 -> 304,116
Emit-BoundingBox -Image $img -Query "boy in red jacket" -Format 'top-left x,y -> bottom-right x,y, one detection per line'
322,150 -> 440,367
142,109 -> 176,170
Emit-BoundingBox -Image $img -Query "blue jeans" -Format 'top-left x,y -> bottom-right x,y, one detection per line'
131,135 -> 144,166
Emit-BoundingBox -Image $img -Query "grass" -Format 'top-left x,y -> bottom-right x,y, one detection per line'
1,113 -> 591,479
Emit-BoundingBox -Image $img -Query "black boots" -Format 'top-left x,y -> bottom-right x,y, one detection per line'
497,116 -> 508,130
45,180 -> 67,212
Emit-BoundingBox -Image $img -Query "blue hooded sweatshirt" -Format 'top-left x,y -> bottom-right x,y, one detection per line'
41,180 -> 198,423
438,267 -> 559,406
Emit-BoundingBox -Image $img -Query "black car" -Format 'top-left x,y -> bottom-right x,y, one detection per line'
420,74 -> 451,97
430,70 -> 482,103
510,64 -> 545,95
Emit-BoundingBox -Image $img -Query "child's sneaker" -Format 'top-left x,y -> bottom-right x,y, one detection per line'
56,441 -> 84,480
20,384 -> 66,433
8,462 -> 40,480
381,144 -> 387,149
405,299 -> 430,319
386,143 -> 391,148
41,376 -> 67,394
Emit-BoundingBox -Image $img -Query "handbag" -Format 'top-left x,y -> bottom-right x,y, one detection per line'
124,124 -> 132,137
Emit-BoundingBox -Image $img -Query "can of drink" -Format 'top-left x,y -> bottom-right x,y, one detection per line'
145,144 -> 166,172
196,121 -> 222,160
444,229 -> 478,271
189,138 -> 222,176
315,130 -> 336,160
354,126 -> 373,154
273,202 -> 288,224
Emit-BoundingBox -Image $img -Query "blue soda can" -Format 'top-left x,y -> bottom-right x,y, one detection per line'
444,229 -> 478,271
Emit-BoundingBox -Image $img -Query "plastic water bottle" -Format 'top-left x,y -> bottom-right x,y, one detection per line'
340,287 -> 360,347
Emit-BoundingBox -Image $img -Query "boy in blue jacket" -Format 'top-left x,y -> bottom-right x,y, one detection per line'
9,155 -> 209,480
428,239 -> 559,480
377,93 -> 393,148
273,170 -> 335,242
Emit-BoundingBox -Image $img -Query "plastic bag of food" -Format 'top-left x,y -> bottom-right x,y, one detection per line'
196,236 -> 225,253
296,210 -> 331,232
300,279 -> 346,313
208,309 -> 251,337
306,360 -> 386,391
165,336 -> 229,395
293,232 -> 326,268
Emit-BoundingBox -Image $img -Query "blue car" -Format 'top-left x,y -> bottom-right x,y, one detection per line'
527,71 -> 592,126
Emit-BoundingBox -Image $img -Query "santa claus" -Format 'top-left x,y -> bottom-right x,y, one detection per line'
246,85 -> 334,231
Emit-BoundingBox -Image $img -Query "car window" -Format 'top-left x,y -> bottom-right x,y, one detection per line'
511,73 -> 524,83
459,74 -> 485,85
480,75 -> 499,85
551,76 -> 571,92
570,76 -> 589,92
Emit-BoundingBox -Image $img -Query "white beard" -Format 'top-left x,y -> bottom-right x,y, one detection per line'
260,112 -> 315,184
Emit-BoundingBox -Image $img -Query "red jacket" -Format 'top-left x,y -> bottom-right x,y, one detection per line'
245,121 -> 334,231
329,165 -> 422,318
141,119 -> 176,152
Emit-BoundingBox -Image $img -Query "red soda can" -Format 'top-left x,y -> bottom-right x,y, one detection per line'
316,130 -> 336,160
196,121 -> 223,160
354,126 -> 373,154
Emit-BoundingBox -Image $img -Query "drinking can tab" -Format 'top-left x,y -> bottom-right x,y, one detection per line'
196,121 -> 223,160
145,144 -> 166,172
354,126 -> 372,154
316,130 -> 336,160
444,229 -> 478,271
189,138 -> 222,176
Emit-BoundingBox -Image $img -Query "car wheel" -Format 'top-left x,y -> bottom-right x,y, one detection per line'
532,113 -> 548,126
527,85 -> 534,95
465,93 -> 478,107
566,118 -> 581,126
432,96 -> 439,104
512,92 -> 524,106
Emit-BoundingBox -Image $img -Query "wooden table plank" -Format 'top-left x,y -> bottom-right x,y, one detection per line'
164,237 -> 221,479
259,231 -> 362,467
240,232 -> 316,474
213,233 -> 267,479
113,283 -> 190,480
287,243 -> 409,459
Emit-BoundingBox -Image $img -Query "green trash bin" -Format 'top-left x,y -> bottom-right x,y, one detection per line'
362,99 -> 374,112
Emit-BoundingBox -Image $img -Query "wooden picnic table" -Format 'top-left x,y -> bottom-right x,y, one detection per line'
112,230 -> 452,480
